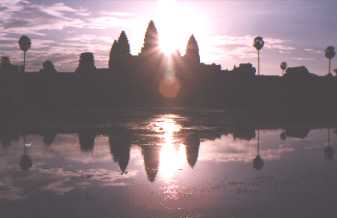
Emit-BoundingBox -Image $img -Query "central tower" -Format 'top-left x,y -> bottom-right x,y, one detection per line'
140,20 -> 160,56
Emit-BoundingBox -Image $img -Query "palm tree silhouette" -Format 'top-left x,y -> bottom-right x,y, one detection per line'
253,36 -> 264,75
18,35 -> 31,72
325,46 -> 335,75
280,62 -> 287,75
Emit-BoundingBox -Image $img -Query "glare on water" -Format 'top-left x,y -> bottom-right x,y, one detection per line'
150,115 -> 187,180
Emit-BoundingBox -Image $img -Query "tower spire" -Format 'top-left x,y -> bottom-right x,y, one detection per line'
109,40 -> 119,69
140,20 -> 159,55
118,31 -> 130,56
185,34 -> 200,64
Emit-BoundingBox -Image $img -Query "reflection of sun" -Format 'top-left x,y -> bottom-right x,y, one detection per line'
152,114 -> 186,180
156,0 -> 210,56
160,142 -> 185,180
154,115 -> 181,137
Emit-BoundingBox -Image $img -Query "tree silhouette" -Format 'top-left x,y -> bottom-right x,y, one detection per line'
0,56 -> 11,68
253,36 -> 264,75
325,46 -> 335,75
334,68 -> 337,77
140,20 -> 159,55
280,61 -> 287,75
185,35 -> 200,64
41,60 -> 56,73
18,35 -> 31,72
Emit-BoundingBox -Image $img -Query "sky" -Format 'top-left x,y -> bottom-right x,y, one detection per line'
0,0 -> 336,75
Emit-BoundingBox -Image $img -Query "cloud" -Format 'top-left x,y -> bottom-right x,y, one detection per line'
100,11 -> 136,17
304,48 -> 323,55
0,1 -> 89,33
264,38 -> 295,52
203,34 -> 295,66
0,0 -> 137,71
292,57 -> 315,61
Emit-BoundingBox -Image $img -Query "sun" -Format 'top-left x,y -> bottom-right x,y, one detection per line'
155,0 -> 210,56
156,0 -> 179,55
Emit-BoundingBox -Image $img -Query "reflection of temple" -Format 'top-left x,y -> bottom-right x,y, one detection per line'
4,123 -> 337,178
142,146 -> 161,182
78,129 -> 96,152
233,128 -> 255,141
185,133 -> 201,168
108,130 -> 131,174
41,130 -> 57,146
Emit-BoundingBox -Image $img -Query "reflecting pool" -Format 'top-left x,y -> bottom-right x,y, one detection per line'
1,112 -> 337,218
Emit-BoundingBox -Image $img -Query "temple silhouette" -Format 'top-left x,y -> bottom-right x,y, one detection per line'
0,20 -> 337,121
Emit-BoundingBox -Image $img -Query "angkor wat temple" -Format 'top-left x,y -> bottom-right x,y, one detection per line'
0,20 -> 337,120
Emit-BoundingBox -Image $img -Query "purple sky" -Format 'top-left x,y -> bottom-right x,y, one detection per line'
0,0 -> 336,75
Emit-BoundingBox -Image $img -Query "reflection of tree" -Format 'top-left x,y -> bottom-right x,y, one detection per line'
185,132 -> 200,168
142,146 -> 160,182
20,136 -> 32,171
0,128 -> 19,148
20,154 -> 32,171
253,129 -> 264,170
108,129 -> 131,174
324,128 -> 335,160
1,136 -> 12,148
78,129 -> 96,152
41,130 -> 57,146
280,128 -> 310,140
233,128 -> 255,140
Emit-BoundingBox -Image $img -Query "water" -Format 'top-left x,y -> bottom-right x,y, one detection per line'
0,112 -> 337,218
